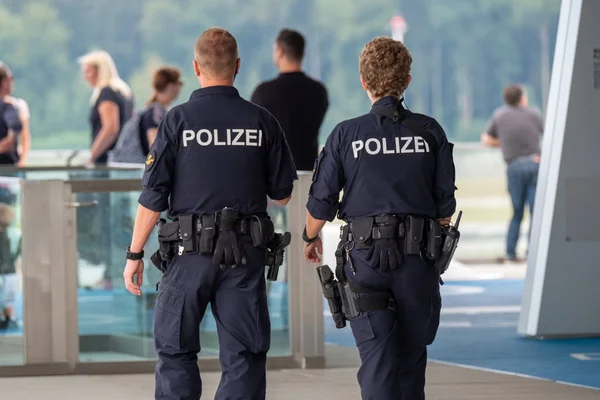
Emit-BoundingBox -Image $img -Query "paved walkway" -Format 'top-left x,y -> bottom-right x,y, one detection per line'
3,361 -> 600,399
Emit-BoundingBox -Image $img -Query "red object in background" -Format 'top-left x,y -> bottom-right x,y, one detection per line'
390,15 -> 408,42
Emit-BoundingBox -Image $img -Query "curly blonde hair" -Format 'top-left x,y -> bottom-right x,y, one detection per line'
359,37 -> 412,99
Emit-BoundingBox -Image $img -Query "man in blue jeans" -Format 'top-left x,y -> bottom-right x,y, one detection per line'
481,84 -> 543,262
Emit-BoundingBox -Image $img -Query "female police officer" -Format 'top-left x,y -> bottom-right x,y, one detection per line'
123,28 -> 297,400
304,37 -> 457,400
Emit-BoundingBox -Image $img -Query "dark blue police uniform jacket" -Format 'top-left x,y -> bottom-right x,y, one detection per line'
308,96 -> 456,221
139,86 -> 297,400
307,96 -> 457,400
139,86 -> 297,217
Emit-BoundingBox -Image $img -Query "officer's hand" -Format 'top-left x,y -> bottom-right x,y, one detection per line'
368,239 -> 402,272
304,237 -> 323,263
123,259 -> 144,296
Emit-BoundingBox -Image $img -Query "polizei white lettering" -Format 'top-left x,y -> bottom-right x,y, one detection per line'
351,136 -> 430,158
182,129 -> 264,147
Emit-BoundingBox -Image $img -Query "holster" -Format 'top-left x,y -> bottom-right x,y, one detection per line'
337,279 -> 360,320
151,218 -> 180,273
333,239 -> 389,321
334,239 -> 359,320
317,265 -> 346,328
265,231 -> 291,281
250,216 -> 275,248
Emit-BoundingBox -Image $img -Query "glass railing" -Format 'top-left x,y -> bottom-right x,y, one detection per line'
0,166 -> 144,182
0,170 -> 320,376
0,177 -> 23,366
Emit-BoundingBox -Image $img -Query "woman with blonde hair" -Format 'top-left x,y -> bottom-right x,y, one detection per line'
78,50 -> 134,165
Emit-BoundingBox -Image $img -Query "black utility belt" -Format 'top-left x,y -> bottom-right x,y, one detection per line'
151,208 -> 292,282
342,214 -> 442,260
157,212 -> 275,256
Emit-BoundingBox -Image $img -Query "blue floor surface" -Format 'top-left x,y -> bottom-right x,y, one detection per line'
325,279 -> 600,389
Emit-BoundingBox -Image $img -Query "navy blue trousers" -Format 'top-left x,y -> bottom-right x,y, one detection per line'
153,237 -> 270,400
346,248 -> 441,400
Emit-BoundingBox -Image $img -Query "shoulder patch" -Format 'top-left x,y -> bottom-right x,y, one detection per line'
145,150 -> 156,171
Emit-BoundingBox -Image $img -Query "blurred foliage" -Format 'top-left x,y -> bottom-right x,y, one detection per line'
0,0 -> 561,149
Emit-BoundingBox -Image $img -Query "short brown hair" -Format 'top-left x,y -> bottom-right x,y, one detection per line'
147,66 -> 182,105
194,27 -> 238,79
359,37 -> 412,99
504,84 -> 523,106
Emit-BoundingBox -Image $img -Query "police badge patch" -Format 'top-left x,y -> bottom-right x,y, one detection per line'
145,150 -> 156,172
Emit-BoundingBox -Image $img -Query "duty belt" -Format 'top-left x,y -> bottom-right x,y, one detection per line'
161,216 -> 253,244
344,214 -> 406,249
151,209 -> 291,282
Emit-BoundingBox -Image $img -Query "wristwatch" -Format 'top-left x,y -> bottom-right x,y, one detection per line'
126,246 -> 144,260
302,226 -> 319,244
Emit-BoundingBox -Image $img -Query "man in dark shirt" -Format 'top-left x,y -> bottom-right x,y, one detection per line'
251,29 -> 329,171
481,84 -> 543,262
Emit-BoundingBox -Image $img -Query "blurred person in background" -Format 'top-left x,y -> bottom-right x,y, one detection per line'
0,62 -> 30,167
481,84 -> 543,262
77,50 -> 134,289
251,29 -> 328,172
0,203 -> 17,330
0,87 -> 20,308
0,64 -> 26,166
110,66 -> 183,164
251,30 -> 328,302
78,50 -> 134,166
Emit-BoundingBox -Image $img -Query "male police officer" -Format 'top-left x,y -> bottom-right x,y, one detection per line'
304,37 -> 457,400
123,27 -> 297,400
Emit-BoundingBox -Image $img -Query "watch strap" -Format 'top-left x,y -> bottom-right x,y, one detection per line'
302,226 -> 319,244
126,246 -> 144,260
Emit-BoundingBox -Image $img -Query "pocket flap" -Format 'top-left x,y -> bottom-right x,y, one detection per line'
350,217 -> 374,244
159,222 -> 180,241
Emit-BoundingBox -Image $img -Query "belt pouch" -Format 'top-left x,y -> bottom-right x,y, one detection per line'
424,219 -> 442,260
405,215 -> 424,255
349,217 -> 374,248
250,216 -> 275,248
199,214 -> 215,255
179,214 -> 198,254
